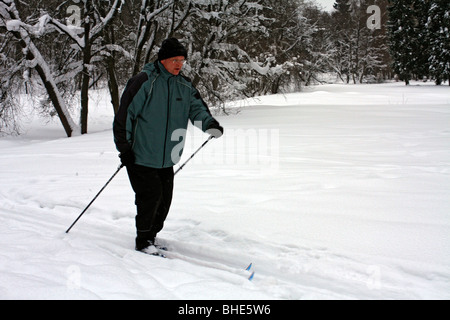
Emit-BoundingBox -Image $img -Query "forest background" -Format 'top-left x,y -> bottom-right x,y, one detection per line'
1,0 -> 449,136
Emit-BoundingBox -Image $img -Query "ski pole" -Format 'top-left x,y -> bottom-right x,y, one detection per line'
174,135 -> 214,176
66,136 -> 213,233
65,164 -> 124,234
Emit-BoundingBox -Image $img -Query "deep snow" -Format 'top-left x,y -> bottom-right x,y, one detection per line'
0,82 -> 449,300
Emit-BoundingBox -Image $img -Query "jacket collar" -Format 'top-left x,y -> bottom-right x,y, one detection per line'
156,61 -> 176,80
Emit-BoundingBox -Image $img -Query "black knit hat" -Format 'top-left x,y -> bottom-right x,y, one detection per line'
158,38 -> 188,61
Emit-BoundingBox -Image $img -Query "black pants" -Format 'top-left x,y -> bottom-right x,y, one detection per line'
126,164 -> 174,250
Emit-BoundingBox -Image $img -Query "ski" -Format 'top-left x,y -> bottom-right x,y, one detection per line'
138,246 -> 167,258
137,250 -> 167,258
246,263 -> 255,281
151,251 -> 167,258
142,245 -> 255,281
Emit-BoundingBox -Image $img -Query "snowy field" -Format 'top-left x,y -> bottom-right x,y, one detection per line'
0,82 -> 449,300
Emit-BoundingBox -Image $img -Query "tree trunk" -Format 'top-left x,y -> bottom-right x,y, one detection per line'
80,6 -> 92,135
6,9 -> 76,137
33,56 -> 75,137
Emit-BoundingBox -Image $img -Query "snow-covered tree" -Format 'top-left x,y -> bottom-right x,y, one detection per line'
0,0 -> 78,137
251,0 -> 322,93
387,0 -> 448,85
1,0 -> 397,136
0,49 -> 22,135
328,0 -> 389,84
44,0 -> 124,134
427,0 -> 450,85
387,0 -> 435,84
130,0 -> 176,75
0,0 -> 125,135
180,0 -> 271,110
350,1 -> 389,83
388,0 -> 414,84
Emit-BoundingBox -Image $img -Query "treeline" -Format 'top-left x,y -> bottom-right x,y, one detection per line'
0,0 -> 445,137
388,0 -> 449,85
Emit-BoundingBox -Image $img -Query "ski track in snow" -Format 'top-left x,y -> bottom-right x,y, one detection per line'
0,82 -> 449,299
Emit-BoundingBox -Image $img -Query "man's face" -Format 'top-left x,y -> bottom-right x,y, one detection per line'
161,56 -> 186,76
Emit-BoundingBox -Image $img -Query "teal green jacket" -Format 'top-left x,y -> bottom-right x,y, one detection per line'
113,62 -> 219,168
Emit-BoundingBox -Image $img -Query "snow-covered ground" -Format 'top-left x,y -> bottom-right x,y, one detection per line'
0,82 -> 449,300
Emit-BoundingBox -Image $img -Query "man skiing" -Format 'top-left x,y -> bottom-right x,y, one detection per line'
113,38 -> 223,253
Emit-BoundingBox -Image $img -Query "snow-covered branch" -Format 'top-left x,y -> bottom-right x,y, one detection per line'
212,42 -> 271,75
45,15 -> 85,48
90,0 -> 124,41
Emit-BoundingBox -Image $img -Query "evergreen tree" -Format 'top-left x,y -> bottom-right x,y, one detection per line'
413,0 -> 432,80
427,0 -> 450,85
330,0 -> 354,83
333,0 -> 352,14
387,0 -> 418,85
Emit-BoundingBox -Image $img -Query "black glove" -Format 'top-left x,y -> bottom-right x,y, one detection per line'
206,121 -> 224,139
119,150 -> 135,167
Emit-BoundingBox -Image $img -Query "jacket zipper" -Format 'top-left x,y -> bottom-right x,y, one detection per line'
132,118 -> 138,150
162,77 -> 171,167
